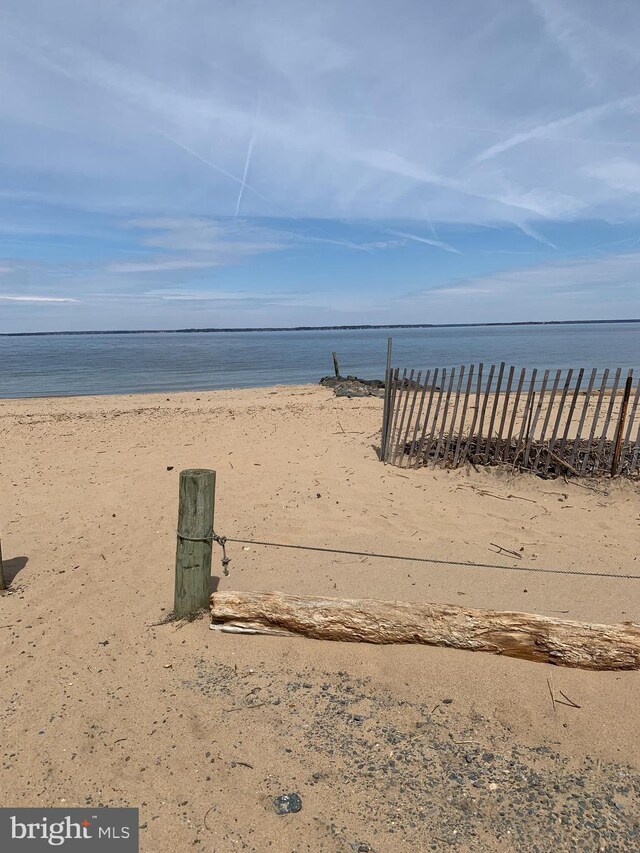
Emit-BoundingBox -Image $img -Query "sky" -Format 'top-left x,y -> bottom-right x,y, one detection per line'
1,0 -> 640,332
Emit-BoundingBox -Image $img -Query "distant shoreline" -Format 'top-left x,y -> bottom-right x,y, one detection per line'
2,319 -> 639,337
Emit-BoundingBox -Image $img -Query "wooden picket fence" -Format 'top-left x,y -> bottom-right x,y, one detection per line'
381,362 -> 640,478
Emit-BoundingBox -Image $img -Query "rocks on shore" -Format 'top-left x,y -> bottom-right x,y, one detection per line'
320,375 -> 385,398
192,661 -> 640,852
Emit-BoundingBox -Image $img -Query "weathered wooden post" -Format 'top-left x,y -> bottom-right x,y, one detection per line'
611,374 -> 633,477
380,336 -> 393,461
332,351 -> 340,378
174,469 -> 216,618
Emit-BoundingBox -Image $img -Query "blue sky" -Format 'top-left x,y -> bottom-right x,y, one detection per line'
1,0 -> 640,332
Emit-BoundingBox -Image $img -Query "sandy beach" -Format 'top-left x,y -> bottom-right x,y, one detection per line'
1,383 -> 639,852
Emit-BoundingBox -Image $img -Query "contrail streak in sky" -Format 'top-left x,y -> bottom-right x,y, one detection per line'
235,94 -> 262,217
235,134 -> 256,216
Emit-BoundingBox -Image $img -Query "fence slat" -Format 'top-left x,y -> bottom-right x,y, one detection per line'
568,368 -> 598,469
512,369 -> 538,470
398,371 -> 422,467
412,368 -> 440,468
474,363 -> 496,463
452,365 -> 475,467
630,422 -> 640,474
461,363 -> 484,464
557,367 -> 584,461
531,368 -> 560,474
539,369 -> 562,446
580,369 -> 610,475
593,367 -> 622,472
384,368 -> 401,462
524,370 -> 550,471
422,369 -> 448,465
389,368 -> 407,462
542,368 -> 573,477
432,367 -> 457,467
610,372 -> 634,476
503,367 -> 526,465
494,365 -> 515,464
605,370 -> 632,474
406,369 -> 431,465
622,375 -> 640,451
442,366 -> 466,467
483,362 -> 505,464
392,369 -> 415,466
383,368 -> 397,462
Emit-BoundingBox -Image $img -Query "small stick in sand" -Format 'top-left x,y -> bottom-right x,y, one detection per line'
547,450 -> 581,477
490,543 -> 522,560
558,690 -> 581,709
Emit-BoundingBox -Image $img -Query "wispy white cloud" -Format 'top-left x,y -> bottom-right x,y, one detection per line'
0,0 -> 639,331
429,285 -> 494,297
109,259 -> 218,273
386,229 -> 461,255
514,222 -> 557,250
1,0 -> 638,226
145,289 -> 243,301
0,294 -> 79,302
110,217 -> 291,272
142,288 -> 305,305
420,250 -> 640,302
473,95 -> 640,164
586,159 -> 640,194
527,0 -> 606,90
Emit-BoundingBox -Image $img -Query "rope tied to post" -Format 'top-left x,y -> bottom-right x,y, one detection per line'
214,533 -> 231,576
176,529 -> 231,576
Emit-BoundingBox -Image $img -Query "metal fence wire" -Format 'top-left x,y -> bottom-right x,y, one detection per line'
381,361 -> 640,478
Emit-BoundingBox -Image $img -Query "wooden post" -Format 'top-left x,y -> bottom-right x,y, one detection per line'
174,469 -> 216,618
0,538 -> 6,591
611,374 -> 633,477
380,337 -> 393,461
332,351 -> 340,378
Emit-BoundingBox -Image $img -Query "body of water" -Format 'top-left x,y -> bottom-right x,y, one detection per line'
1,323 -> 638,399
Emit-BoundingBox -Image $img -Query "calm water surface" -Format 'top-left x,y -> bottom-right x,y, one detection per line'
1,323 -> 638,398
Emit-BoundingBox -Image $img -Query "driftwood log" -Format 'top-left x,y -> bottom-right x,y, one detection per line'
210,591 -> 640,671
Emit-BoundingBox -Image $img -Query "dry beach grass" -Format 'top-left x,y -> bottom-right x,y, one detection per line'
1,384 -> 639,851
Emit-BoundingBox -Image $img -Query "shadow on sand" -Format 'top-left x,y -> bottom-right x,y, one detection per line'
1,555 -> 28,587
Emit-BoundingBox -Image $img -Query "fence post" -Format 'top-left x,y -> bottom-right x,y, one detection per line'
332,351 -> 340,378
380,337 -> 393,461
611,375 -> 633,477
174,469 -> 216,618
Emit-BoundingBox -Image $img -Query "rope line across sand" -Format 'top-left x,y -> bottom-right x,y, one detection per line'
205,534 -> 640,580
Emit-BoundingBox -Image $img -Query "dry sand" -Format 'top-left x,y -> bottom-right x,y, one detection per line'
1,384 -> 639,852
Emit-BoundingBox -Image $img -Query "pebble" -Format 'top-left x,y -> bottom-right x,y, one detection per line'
272,793 -> 302,815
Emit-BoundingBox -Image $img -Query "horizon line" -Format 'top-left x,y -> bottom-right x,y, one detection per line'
1,318 -> 639,337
